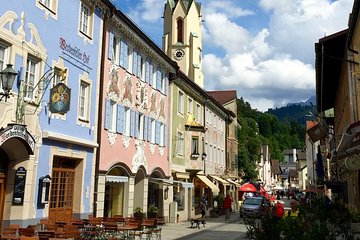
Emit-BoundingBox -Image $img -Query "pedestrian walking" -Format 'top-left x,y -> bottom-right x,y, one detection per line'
224,193 -> 233,220
287,199 -> 299,217
201,194 -> 207,218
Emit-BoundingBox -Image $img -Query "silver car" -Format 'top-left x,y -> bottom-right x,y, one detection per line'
240,196 -> 269,218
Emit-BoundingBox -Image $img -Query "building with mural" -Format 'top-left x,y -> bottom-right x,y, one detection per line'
94,8 -> 178,221
0,0 -> 112,226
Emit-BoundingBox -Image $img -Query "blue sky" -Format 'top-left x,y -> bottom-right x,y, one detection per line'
112,0 -> 353,111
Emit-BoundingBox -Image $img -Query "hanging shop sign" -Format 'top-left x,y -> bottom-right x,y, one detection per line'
49,83 -> 71,114
13,167 -> 27,205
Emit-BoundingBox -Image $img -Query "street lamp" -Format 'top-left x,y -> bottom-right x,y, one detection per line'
0,64 -> 18,102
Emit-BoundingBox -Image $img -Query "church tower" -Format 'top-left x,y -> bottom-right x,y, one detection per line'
163,0 -> 204,88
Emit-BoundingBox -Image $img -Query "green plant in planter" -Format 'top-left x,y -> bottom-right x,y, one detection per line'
148,205 -> 158,218
134,207 -> 144,216
350,209 -> 360,223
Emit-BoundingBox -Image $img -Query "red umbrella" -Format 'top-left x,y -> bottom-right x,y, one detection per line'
239,182 -> 258,192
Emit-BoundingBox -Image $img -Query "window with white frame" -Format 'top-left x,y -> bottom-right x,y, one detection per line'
124,107 -> 131,136
191,137 -> 199,156
109,100 -> 117,132
25,56 -> 40,100
52,67 -> 63,88
178,90 -> 184,114
177,131 -> 183,155
160,123 -> 165,146
111,35 -> 120,64
0,42 -> 9,92
78,80 -> 90,121
79,1 -> 93,38
196,103 -> 201,123
37,0 -> 58,16
137,112 -> 144,140
188,97 -> 193,114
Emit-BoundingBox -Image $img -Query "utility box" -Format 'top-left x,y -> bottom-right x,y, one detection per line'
169,202 -> 178,223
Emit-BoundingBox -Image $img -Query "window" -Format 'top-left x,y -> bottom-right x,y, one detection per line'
39,0 -> 50,8
191,137 -> 199,156
78,81 -> 90,121
156,68 -> 162,91
52,68 -> 63,88
188,97 -> 193,114
25,56 -> 40,100
196,103 -> 201,123
177,131 -> 183,155
37,0 -> 58,17
178,91 -> 184,114
177,18 -> 183,43
111,34 -> 120,64
173,185 -> 185,211
136,112 -> 144,140
0,43 -> 9,92
160,123 -> 165,146
109,100 -> 117,132
79,1 -> 93,38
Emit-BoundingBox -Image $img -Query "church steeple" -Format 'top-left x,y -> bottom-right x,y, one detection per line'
163,0 -> 204,88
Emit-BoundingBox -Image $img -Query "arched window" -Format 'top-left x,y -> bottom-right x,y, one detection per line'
177,18 -> 183,43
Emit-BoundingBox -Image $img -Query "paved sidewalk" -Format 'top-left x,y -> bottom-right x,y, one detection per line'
161,212 -> 248,240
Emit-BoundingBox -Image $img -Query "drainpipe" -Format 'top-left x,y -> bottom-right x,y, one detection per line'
93,7 -> 114,217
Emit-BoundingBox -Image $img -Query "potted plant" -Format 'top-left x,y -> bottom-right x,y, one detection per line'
134,207 -> 144,221
148,205 -> 158,218
350,209 -> 360,233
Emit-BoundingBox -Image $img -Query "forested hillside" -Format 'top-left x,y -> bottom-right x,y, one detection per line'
237,97 -> 306,181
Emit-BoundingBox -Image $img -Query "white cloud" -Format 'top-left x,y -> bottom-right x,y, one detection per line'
202,0 -> 353,111
127,0 -> 166,23
204,1 -> 255,18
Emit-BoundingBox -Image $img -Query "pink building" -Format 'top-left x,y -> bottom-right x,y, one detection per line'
95,10 -> 177,220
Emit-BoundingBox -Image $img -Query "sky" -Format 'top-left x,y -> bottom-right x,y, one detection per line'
112,0 -> 354,112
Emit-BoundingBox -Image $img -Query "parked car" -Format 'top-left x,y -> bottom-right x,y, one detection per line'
240,196 -> 269,218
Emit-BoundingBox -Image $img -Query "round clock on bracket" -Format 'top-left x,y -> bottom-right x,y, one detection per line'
174,49 -> 185,60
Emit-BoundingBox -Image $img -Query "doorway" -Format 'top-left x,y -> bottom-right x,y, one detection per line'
49,157 -> 76,224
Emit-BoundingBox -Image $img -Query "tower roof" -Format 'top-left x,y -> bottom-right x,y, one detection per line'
168,0 -> 201,14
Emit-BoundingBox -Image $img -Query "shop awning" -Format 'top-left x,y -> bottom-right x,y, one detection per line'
106,175 -> 128,183
150,178 -> 193,188
197,175 -> 219,195
210,175 -> 230,185
226,178 -> 240,187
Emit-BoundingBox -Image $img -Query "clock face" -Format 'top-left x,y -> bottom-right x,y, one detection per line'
174,49 -> 185,60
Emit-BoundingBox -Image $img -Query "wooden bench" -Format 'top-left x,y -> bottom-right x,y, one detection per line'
189,218 -> 206,229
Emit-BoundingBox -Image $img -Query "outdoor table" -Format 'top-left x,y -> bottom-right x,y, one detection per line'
117,225 -> 139,239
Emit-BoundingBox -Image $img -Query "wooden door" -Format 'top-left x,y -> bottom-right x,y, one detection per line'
0,174 -> 6,230
49,168 -> 75,224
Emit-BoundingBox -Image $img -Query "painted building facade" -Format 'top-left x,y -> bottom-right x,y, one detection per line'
95,9 -> 177,221
0,0 -> 110,227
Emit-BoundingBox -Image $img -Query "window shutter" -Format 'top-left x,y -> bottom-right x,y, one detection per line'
108,32 -> 114,60
149,63 -> 153,86
156,70 -> 161,91
144,116 -> 148,141
124,43 -> 129,70
164,74 -> 168,95
120,40 -> 125,67
130,109 -> 135,137
145,61 -> 149,83
116,104 -> 125,134
155,120 -> 160,145
137,54 -> 142,78
104,98 -> 111,129
133,51 -> 137,75
135,111 -> 139,138
148,117 -> 152,142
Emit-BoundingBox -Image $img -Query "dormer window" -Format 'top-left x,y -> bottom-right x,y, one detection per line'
177,18 -> 183,43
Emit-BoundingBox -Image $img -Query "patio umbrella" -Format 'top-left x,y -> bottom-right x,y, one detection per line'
272,186 -> 284,191
239,182 -> 258,192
